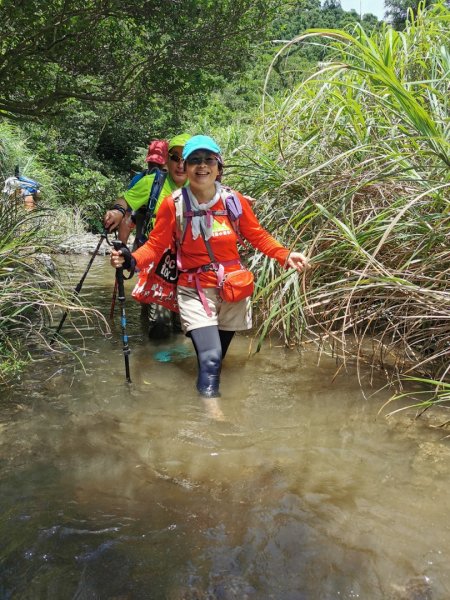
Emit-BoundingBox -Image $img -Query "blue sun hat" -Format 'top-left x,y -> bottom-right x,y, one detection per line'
182,135 -> 222,161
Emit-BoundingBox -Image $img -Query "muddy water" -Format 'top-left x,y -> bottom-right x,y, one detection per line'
0,256 -> 449,599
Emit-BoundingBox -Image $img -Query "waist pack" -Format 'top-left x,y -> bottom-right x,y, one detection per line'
219,269 -> 254,303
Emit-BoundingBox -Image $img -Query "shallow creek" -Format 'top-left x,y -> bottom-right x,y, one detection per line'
0,255 -> 449,599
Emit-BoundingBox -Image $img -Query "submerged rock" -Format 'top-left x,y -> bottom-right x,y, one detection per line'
35,253 -> 56,274
56,232 -> 113,255
411,442 -> 450,477
390,575 -> 433,600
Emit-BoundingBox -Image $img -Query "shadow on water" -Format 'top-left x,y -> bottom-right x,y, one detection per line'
0,256 -> 448,599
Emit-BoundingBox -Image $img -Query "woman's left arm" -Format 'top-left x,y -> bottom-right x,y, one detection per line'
238,195 -> 309,272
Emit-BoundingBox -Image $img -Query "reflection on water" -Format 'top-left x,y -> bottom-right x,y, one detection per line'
0,256 -> 449,599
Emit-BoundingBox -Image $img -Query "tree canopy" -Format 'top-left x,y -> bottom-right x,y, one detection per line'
1,0 -> 383,230
0,0 -> 277,118
384,0 -> 449,28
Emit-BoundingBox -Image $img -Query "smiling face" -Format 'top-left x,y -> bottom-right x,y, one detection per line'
184,151 -> 220,199
167,145 -> 188,187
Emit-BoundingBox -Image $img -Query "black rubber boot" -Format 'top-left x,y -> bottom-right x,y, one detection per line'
171,311 -> 183,334
146,303 -> 171,339
197,373 -> 221,398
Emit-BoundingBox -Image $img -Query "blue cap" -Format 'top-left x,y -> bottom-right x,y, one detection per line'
182,135 -> 222,160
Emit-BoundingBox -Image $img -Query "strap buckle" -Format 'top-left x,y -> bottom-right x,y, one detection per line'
200,262 -> 219,273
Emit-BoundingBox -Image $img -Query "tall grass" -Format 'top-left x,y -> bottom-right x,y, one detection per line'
227,2 -> 449,396
0,193 -> 107,382
0,121 -> 55,200
0,123 -> 105,383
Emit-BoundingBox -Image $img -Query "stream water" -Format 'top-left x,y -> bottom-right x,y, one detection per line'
0,255 -> 449,599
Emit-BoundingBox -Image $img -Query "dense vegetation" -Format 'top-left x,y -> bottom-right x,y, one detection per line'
1,0 -> 448,410
0,123 -> 107,379
224,1 -> 449,410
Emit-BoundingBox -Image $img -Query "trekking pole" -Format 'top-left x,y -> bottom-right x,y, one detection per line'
109,279 -> 118,320
50,229 -> 108,344
112,240 -> 132,383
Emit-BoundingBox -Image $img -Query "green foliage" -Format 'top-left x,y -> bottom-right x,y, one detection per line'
0,122 -> 108,382
185,0 -> 382,134
0,341 -> 27,381
0,1 -> 291,231
0,122 -> 56,200
224,4 -> 450,386
385,0 -> 447,29
0,0 -> 279,119
0,196 -> 96,384
270,0 -> 322,40
20,106 -> 125,231
1,0 -> 383,235
381,377 -> 450,416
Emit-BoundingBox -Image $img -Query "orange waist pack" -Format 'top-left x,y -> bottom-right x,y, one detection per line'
219,269 -> 254,303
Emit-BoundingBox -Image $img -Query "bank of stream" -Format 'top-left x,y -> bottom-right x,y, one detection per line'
0,254 -> 449,599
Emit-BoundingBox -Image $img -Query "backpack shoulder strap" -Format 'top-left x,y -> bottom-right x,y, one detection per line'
180,188 -> 193,244
127,169 -> 147,190
172,188 -> 184,243
172,188 -> 187,271
220,187 -> 242,220
220,187 -> 246,246
146,168 -> 167,215
133,169 -> 168,249
175,186 -> 245,248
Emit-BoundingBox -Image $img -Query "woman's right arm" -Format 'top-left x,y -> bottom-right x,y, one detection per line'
132,196 -> 176,270
110,196 -> 176,270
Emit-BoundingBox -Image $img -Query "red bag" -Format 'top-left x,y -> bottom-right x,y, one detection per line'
131,247 -> 179,312
219,269 -> 254,303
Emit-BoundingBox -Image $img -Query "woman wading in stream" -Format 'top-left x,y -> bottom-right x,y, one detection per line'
111,135 -> 309,398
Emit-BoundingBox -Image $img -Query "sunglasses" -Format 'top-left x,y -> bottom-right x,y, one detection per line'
185,154 -> 219,167
169,153 -> 183,163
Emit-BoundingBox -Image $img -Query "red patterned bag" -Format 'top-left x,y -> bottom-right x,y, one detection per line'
131,246 -> 179,312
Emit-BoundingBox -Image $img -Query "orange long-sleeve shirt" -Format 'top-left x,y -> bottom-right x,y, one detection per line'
132,189 -> 290,289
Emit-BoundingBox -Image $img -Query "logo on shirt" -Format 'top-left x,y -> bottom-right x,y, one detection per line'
212,220 -> 233,237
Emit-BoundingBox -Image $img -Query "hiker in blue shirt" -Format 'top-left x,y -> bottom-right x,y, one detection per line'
3,171 -> 40,211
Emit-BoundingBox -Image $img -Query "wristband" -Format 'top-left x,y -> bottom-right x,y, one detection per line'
112,204 -> 126,217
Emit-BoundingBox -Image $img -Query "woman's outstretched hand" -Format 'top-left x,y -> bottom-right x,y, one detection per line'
287,252 -> 309,273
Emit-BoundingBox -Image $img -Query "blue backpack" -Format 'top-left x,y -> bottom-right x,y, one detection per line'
17,175 -> 40,196
7,166 -> 41,196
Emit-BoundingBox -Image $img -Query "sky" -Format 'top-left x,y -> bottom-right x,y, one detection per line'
340,0 -> 386,19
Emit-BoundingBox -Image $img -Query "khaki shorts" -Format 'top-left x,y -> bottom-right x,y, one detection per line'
177,285 -> 252,333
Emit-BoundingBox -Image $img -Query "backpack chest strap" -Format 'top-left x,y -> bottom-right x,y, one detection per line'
182,185 -> 228,233
184,209 -> 228,217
